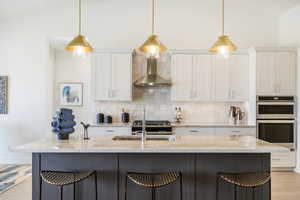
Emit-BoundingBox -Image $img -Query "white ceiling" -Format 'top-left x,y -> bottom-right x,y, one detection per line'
0,0 -> 71,20
0,0 -> 299,20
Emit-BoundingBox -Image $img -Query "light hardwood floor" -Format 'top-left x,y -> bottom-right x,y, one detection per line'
0,172 -> 299,200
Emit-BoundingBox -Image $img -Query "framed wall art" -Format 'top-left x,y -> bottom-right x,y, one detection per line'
59,83 -> 83,106
0,76 -> 8,114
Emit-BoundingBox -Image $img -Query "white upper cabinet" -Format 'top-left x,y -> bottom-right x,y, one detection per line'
193,55 -> 213,101
171,52 -> 249,102
171,54 -> 213,101
275,52 -> 296,95
256,51 -> 296,95
228,54 -> 249,101
93,52 -> 132,101
171,54 -> 193,101
215,54 -> 249,101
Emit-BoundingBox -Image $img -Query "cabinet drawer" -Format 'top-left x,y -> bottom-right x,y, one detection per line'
174,127 -> 215,135
215,127 -> 256,136
271,152 -> 296,168
89,127 -> 131,135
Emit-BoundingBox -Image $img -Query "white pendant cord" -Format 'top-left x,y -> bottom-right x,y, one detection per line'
221,0 -> 224,36
78,0 -> 82,35
152,0 -> 155,35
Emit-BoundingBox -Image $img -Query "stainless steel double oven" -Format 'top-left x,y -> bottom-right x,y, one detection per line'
256,96 -> 296,150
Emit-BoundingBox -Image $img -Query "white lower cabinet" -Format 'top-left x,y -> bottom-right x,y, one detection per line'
174,127 -> 215,135
215,127 -> 256,136
271,151 -> 296,168
174,127 -> 256,136
88,126 -> 131,136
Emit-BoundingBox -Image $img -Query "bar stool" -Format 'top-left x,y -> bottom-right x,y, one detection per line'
125,172 -> 182,200
40,170 -> 97,200
216,172 -> 271,200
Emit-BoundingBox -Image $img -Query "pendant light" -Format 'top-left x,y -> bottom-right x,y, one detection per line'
210,0 -> 237,58
139,0 -> 167,58
65,0 -> 93,57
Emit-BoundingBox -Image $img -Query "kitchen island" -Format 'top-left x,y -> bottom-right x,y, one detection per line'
12,135 -> 287,200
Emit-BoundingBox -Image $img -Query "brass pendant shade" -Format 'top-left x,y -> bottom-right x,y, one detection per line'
65,35 -> 93,52
209,0 -> 237,55
138,0 -> 167,56
209,35 -> 237,52
139,34 -> 167,53
65,0 -> 93,55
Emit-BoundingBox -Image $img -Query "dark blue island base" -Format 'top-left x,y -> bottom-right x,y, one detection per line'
32,153 -> 270,200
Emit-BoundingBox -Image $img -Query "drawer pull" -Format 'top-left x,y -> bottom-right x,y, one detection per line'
190,130 -> 199,133
106,130 -> 115,132
231,131 -> 241,133
272,158 -> 281,161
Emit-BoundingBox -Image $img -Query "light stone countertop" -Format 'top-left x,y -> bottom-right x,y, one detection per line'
171,122 -> 256,128
90,122 -> 255,128
11,134 -> 287,153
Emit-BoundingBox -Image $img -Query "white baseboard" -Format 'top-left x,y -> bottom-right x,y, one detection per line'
294,168 -> 300,174
0,154 -> 31,164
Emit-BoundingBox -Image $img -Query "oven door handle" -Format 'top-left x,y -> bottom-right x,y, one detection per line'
257,102 -> 295,105
257,120 -> 295,123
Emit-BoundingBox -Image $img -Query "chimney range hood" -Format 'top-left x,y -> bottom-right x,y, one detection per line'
133,57 -> 171,87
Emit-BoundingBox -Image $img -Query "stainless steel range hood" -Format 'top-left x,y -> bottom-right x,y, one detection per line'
133,57 -> 171,87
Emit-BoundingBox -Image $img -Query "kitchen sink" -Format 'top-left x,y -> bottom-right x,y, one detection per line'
112,135 -> 176,141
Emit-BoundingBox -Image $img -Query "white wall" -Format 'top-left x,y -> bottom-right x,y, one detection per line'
279,4 -> 300,46
278,4 -> 300,172
0,0 -> 291,163
53,50 -> 91,135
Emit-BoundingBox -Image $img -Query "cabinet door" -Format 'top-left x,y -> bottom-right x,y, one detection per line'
93,54 -> 111,100
275,52 -> 296,95
111,53 -> 132,101
228,55 -> 249,101
193,55 -> 213,101
89,127 -> 131,136
215,127 -> 256,136
171,54 -> 193,101
256,53 -> 276,95
214,56 -> 229,101
174,127 -> 215,135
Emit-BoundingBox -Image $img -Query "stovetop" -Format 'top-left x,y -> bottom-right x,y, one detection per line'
132,120 -> 173,135
132,120 -> 171,127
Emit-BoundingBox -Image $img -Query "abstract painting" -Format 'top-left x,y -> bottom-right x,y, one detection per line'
0,76 -> 8,114
59,83 -> 83,106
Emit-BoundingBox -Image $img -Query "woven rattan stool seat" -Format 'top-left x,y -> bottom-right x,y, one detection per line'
41,171 -> 95,186
219,172 -> 271,187
127,172 -> 180,188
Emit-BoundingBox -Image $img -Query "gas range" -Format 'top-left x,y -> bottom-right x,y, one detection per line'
132,120 -> 173,135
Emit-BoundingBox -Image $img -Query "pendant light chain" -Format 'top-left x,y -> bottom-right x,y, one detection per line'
221,0 -> 224,36
79,0 -> 82,35
152,0 -> 155,35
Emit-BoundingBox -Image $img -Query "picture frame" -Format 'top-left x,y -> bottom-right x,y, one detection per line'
59,82 -> 83,106
0,76 -> 8,114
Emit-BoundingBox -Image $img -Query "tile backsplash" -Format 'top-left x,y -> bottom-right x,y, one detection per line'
91,87 -> 247,124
